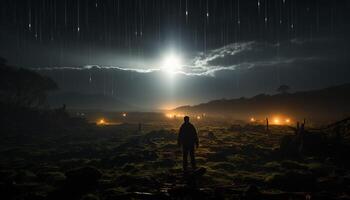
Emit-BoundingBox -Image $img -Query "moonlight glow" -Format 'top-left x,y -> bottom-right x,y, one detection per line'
161,52 -> 183,74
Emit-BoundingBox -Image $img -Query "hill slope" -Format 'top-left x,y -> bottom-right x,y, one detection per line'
174,83 -> 350,121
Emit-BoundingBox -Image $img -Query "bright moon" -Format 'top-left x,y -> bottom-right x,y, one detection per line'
161,53 -> 183,74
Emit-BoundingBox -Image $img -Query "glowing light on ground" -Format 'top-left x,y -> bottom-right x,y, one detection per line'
166,113 -> 174,118
165,113 -> 186,119
250,117 -> 256,122
97,118 -> 106,125
273,118 -> 280,124
270,116 -> 292,125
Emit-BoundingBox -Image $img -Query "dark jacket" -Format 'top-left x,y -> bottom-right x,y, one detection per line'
178,122 -> 199,148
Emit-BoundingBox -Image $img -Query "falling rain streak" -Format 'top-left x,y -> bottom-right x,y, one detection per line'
0,0 -> 345,88
0,0 -> 348,111
0,0 -> 344,52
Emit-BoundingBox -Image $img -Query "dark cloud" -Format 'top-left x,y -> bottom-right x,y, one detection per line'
202,38 -> 350,72
1,0 -> 349,109
36,37 -> 350,109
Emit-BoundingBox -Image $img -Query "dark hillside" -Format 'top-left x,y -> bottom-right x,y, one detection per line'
174,83 -> 350,121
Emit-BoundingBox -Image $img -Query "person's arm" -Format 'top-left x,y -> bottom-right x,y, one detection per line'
178,126 -> 183,147
193,125 -> 199,148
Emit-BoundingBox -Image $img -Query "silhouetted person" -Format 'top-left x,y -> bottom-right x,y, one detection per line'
178,116 -> 199,172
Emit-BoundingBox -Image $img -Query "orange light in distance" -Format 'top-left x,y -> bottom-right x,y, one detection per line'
97,118 -> 106,125
274,118 -> 280,124
250,117 -> 256,122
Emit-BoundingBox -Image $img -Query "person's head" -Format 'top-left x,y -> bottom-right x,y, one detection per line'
184,116 -> 190,123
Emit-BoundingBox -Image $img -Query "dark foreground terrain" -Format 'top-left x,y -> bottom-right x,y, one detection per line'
1,119 -> 350,200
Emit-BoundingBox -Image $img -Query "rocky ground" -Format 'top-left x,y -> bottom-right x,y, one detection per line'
1,121 -> 350,200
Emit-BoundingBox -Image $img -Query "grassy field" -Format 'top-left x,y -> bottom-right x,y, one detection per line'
1,116 -> 349,200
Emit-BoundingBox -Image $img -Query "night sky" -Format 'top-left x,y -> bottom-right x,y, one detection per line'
1,0 -> 350,109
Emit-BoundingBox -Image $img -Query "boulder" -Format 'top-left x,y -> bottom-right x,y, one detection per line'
207,131 -> 216,140
243,185 -> 261,200
114,175 -> 160,190
80,193 -> 100,200
65,167 -> 102,189
265,171 -> 317,192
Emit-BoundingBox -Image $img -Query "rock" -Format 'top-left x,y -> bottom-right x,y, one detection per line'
115,175 -> 160,190
229,124 -> 242,132
109,154 -> 141,166
207,147 -> 237,162
0,170 -> 16,183
243,185 -> 261,200
157,158 -> 176,168
140,150 -> 158,160
279,135 -> 300,157
160,144 -> 178,151
207,131 -> 216,140
65,166 -> 102,190
36,171 -> 66,185
144,130 -> 177,141
80,193 -> 100,200
265,171 -> 317,192
122,164 -> 138,172
317,177 -> 345,192
280,160 -> 308,170
13,170 -> 37,183
210,162 -> 236,172
47,167 -> 102,200
168,186 -> 210,199
301,132 -> 328,155
110,150 -> 158,167
102,188 -> 127,200
280,131 -> 336,158
20,193 -> 46,200
0,182 -> 16,199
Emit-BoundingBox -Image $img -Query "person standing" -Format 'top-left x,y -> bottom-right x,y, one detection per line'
178,116 -> 199,172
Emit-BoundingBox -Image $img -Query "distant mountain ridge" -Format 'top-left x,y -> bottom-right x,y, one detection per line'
47,92 -> 139,111
174,83 -> 350,121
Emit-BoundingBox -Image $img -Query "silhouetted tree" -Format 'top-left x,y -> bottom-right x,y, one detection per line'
0,58 -> 58,108
276,84 -> 291,94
